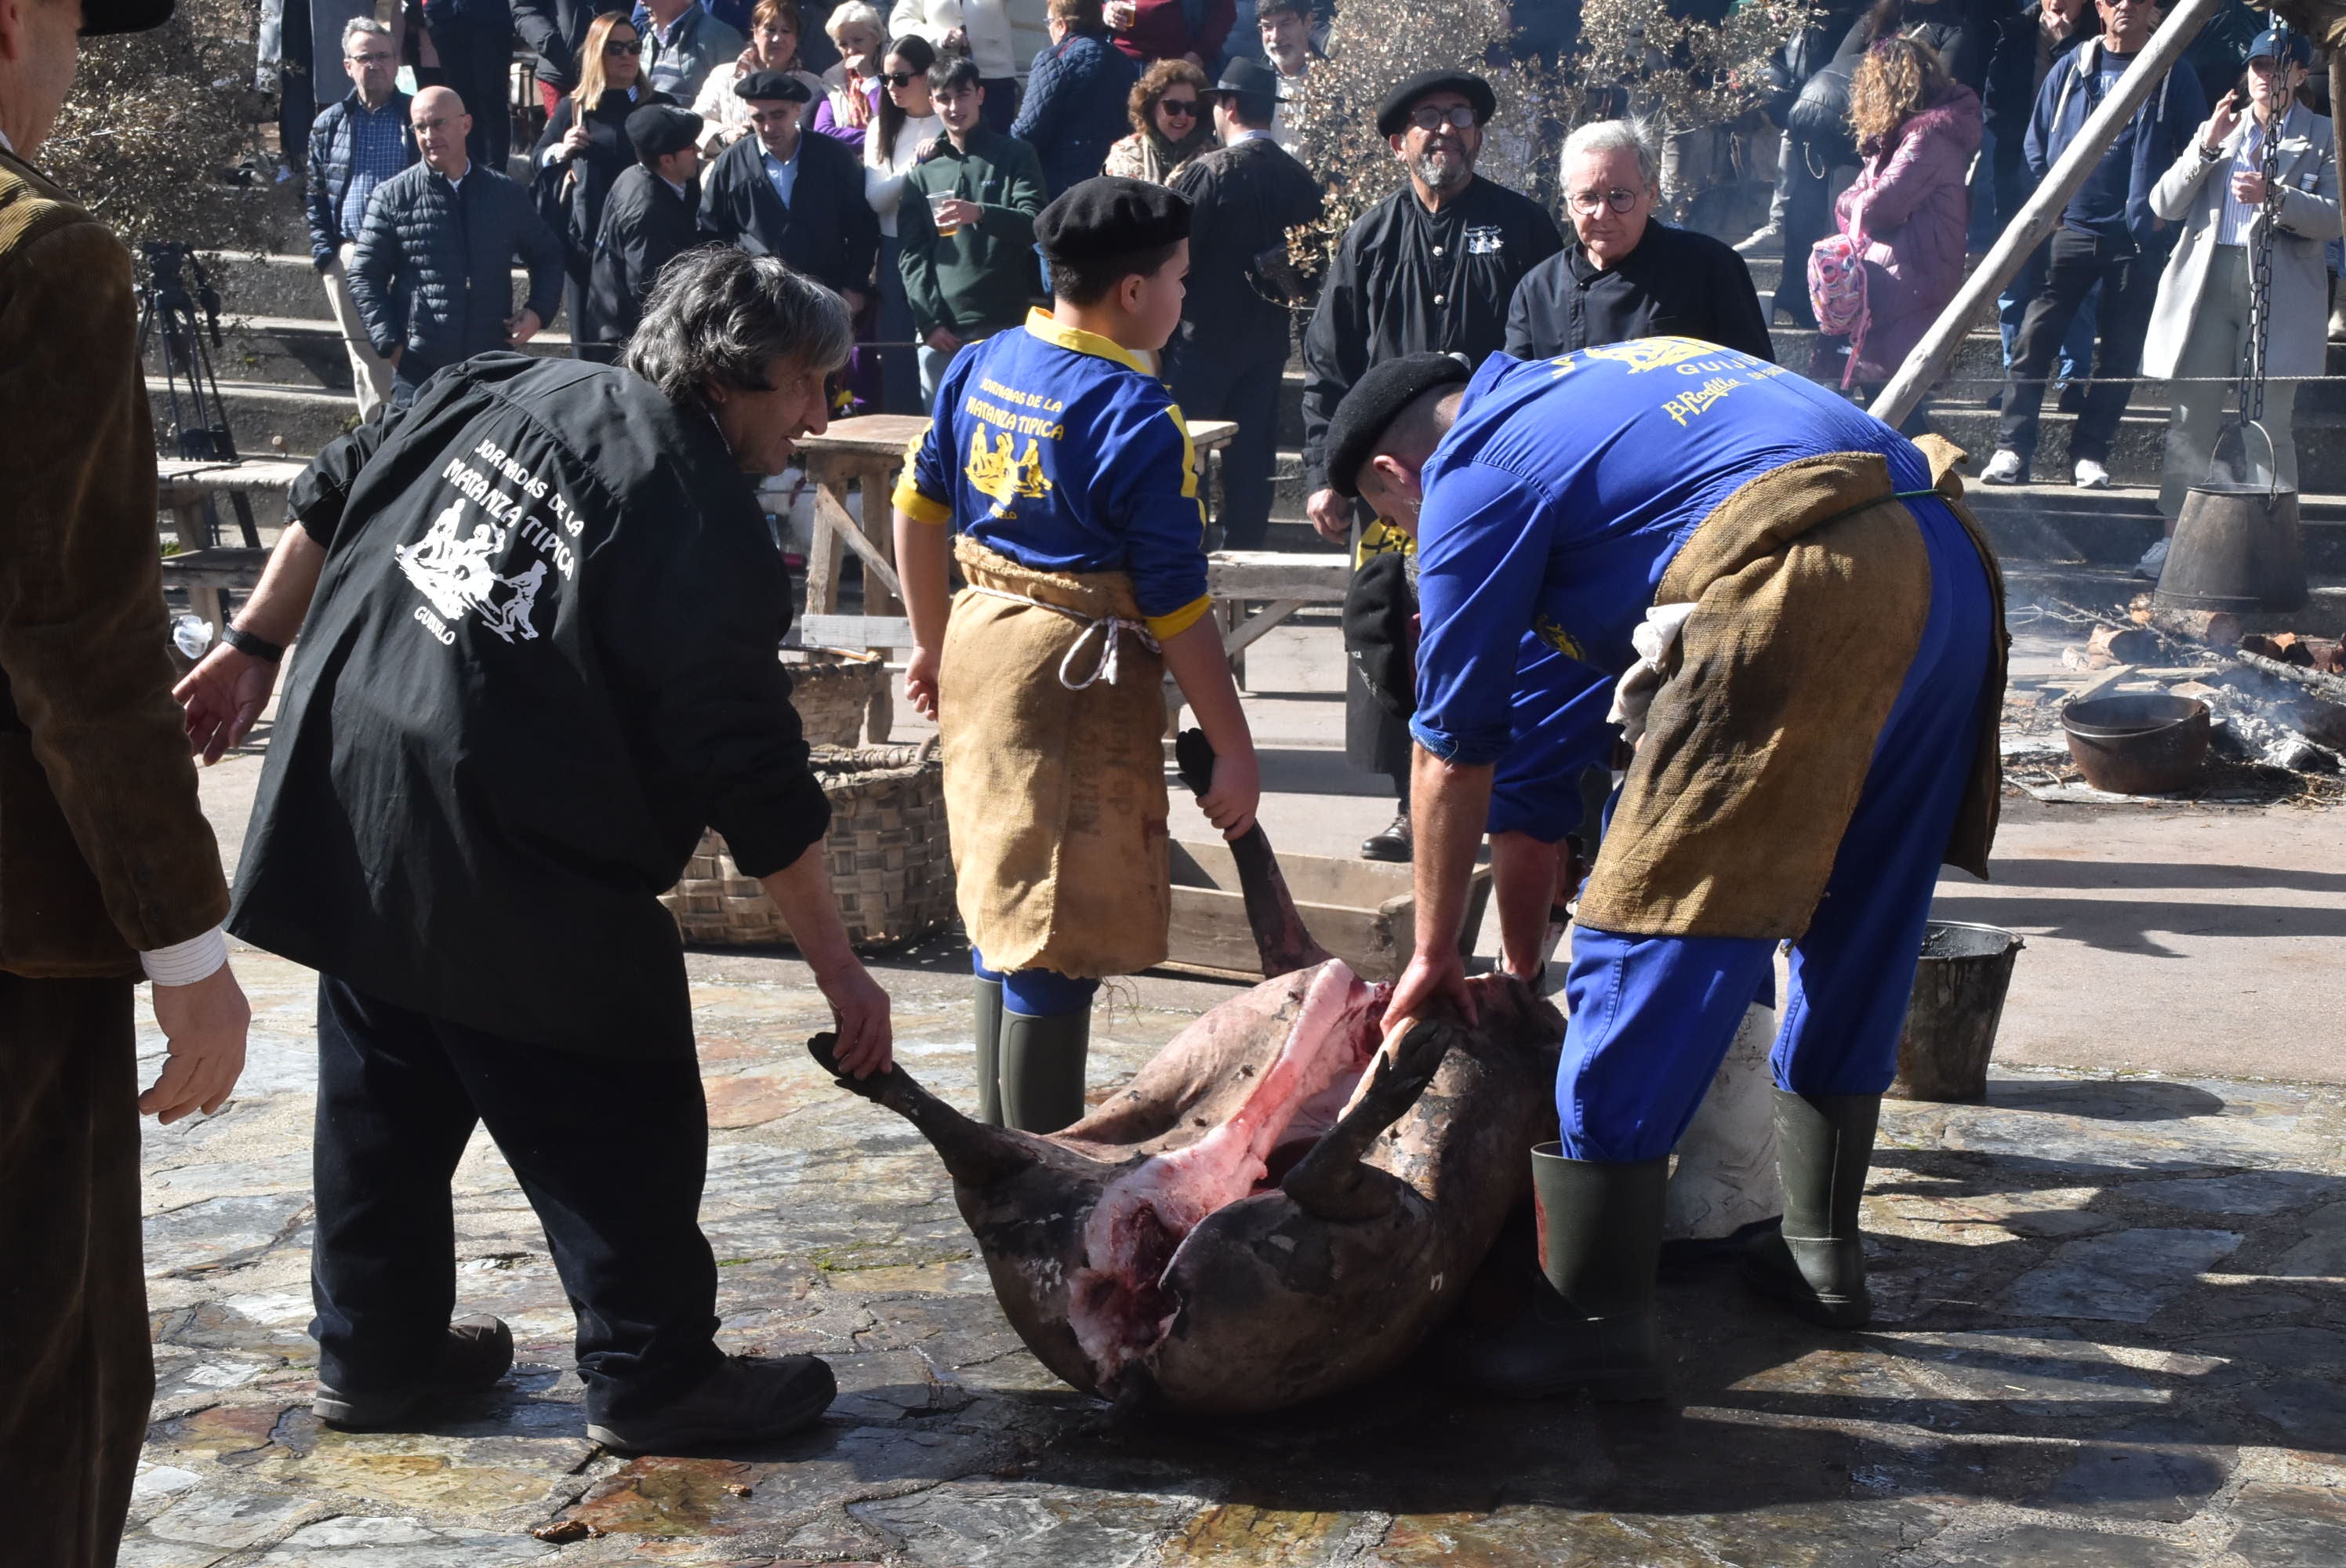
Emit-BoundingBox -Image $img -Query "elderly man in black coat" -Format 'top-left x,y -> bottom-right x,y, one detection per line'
1505,119 -> 1774,363
590,104 -> 708,348
698,69 -> 878,310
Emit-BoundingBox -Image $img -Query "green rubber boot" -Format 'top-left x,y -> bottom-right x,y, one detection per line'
1742,1089 -> 1880,1328
997,1008 -> 1091,1134
1461,1145 -> 1668,1402
972,976 -> 1004,1127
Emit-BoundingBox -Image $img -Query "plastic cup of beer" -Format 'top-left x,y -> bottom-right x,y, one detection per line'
929,191 -> 961,236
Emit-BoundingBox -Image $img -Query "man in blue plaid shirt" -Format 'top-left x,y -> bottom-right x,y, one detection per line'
305,18 -> 417,418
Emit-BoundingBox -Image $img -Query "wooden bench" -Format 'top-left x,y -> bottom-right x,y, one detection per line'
155,457 -> 306,550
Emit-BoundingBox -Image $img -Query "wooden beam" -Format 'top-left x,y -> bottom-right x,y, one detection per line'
1872,0 -> 2229,429
794,614 -> 914,649
1207,550 -> 1352,601
1222,597 -> 1312,657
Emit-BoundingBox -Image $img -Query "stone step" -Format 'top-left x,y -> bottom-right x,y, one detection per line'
152,314 -> 575,392
148,377 -> 359,459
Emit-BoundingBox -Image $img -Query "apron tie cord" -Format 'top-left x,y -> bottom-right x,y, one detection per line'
964,584 -> 1162,690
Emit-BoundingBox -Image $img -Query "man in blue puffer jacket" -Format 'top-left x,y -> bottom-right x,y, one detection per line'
350,87 -> 568,405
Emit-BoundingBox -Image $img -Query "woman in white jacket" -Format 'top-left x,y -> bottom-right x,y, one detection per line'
889,0 -> 1019,131
2142,29 -> 2341,521
866,33 -> 945,411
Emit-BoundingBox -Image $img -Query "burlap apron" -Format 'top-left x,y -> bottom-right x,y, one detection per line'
1574,441 -> 2007,941
941,535 -> 1171,978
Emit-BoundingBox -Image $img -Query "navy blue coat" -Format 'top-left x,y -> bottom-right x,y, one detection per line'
1008,32 -> 1139,198
349,163 -> 567,368
304,91 -> 417,266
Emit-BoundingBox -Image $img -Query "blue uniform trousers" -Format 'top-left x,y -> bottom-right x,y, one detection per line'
972,949 -> 1100,1017
1555,499 -> 1996,1163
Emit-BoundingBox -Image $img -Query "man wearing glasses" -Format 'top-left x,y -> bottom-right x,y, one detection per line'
1299,67 -> 1563,864
305,17 -> 418,418
1504,119 -> 1773,365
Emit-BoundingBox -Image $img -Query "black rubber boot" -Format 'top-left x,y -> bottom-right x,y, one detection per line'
972,975 -> 1004,1127
1742,1089 -> 1880,1328
998,1008 -> 1090,1134
313,1314 -> 514,1429
1462,1145 -> 1668,1402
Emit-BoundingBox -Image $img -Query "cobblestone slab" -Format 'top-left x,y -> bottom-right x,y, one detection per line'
125,948 -> 2346,1566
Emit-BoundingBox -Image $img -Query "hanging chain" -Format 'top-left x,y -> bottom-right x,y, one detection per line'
2239,18 -> 2290,425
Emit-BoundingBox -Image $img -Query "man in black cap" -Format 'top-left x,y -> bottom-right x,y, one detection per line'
590,103 -> 706,348
1169,56 -> 1320,550
699,67 -> 878,307
892,176 -> 1259,1134
1300,67 -> 1563,862
2,3 -> 252,1557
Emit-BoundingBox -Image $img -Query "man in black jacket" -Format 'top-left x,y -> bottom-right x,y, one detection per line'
349,87 -> 567,403
699,70 -> 879,310
307,18 -> 416,419
174,248 -> 893,1456
1505,119 -> 1773,363
1171,59 -> 1320,549
1300,68 -> 1563,862
590,104 -> 706,349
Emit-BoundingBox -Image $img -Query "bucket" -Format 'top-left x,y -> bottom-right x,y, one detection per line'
1887,921 -> 2023,1102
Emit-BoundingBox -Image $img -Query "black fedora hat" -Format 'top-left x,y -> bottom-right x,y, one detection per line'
82,0 -> 175,35
1203,56 -> 1280,108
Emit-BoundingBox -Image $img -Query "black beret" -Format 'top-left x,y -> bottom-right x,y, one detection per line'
1035,176 -> 1191,263
1375,69 -> 1496,138
626,105 -> 704,160
1325,352 -> 1471,499
736,69 -> 812,103
81,0 -> 172,33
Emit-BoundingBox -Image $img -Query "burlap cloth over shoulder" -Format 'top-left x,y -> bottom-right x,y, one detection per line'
941,535 -> 1171,978
1574,437 -> 2006,941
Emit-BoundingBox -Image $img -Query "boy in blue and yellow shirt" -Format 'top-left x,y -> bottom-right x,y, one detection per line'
892,176 -> 1258,1134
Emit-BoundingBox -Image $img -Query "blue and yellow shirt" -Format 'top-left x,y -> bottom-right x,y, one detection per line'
892,309 -> 1212,641
1413,336 -> 1941,768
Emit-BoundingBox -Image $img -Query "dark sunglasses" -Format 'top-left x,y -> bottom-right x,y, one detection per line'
1158,98 -> 1199,117
604,36 -> 642,54
880,70 -> 917,86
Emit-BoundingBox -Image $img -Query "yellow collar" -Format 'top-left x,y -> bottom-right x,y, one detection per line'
1023,307 -> 1152,376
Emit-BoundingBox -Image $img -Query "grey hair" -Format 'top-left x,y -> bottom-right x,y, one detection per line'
340,16 -> 392,52
825,1 -> 884,41
623,249 -> 853,412
1560,119 -> 1659,191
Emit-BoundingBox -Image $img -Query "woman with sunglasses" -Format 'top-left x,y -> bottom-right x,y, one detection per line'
693,0 -> 830,150
533,11 -> 678,361
865,34 -> 945,411
1102,58 -> 1209,185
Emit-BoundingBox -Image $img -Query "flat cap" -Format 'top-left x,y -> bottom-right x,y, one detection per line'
1035,176 -> 1190,263
736,68 -> 812,103
1375,69 -> 1495,138
82,0 -> 173,34
1325,352 -> 1471,499
626,104 -> 704,160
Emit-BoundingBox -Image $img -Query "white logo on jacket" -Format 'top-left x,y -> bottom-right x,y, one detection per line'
395,498 -> 547,643
1464,225 -> 1505,254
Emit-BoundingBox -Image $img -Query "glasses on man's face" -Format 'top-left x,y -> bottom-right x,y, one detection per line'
347,49 -> 394,65
605,36 -> 642,53
1567,186 -> 1641,216
1159,98 -> 1199,118
1408,104 -> 1478,133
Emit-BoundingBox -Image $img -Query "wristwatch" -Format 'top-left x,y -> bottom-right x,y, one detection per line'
222,623 -> 285,663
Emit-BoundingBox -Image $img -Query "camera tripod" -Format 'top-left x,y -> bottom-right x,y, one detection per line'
136,242 -> 261,548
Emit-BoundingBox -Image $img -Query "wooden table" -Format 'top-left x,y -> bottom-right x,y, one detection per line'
791,414 -> 1238,644
155,457 -> 306,550
1204,549 -> 1351,662
160,548 -> 271,650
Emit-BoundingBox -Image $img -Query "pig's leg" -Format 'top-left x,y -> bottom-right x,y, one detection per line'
808,1033 -> 1044,1189
1280,1018 -> 1455,1221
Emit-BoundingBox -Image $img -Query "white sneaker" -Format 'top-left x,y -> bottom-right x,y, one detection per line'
1980,449 -> 2026,485
2073,458 -> 2112,489
1733,220 -> 1783,256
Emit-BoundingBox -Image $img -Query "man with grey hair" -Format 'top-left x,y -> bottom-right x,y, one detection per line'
1505,118 -> 1772,364
305,16 -> 416,417
175,248 -> 893,1454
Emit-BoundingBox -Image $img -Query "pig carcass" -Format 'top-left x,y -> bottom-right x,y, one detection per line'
809,833 -> 1563,1414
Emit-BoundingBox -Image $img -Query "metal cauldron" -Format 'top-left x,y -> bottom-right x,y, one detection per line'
2154,423 -> 2309,614
2062,694 -> 2213,794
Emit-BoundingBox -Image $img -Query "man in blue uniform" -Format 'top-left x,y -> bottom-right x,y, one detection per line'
892,177 -> 1260,1134
1343,339 -> 2006,1399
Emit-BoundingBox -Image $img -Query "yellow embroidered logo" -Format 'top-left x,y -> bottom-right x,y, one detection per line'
1534,613 -> 1585,661
965,430 -> 1052,515
1581,336 -> 1717,374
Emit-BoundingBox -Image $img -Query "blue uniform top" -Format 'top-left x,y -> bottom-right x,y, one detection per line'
1411,337 -> 1937,769
892,309 -> 1213,641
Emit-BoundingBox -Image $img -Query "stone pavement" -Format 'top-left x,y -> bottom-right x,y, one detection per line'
124,938 -> 2346,1568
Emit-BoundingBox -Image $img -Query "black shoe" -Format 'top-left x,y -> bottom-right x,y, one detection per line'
1456,1147 -> 1669,1402
1741,1089 -> 1880,1329
586,1354 -> 837,1454
1360,812 -> 1413,862
313,1314 -> 514,1429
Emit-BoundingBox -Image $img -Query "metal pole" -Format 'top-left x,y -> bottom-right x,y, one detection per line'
1872,0 -> 2229,428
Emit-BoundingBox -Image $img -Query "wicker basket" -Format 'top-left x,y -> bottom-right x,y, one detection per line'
661,739 -> 952,949
780,653 -> 889,747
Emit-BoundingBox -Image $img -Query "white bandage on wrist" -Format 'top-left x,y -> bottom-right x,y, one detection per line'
140,926 -> 229,986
